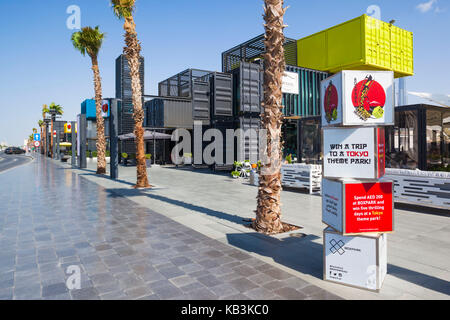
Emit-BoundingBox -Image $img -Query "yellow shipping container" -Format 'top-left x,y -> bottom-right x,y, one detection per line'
297,14 -> 413,78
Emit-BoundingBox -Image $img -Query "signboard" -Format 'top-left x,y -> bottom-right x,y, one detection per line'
64,122 -> 72,134
322,178 -> 393,235
321,70 -> 394,127
34,141 -> 41,147
323,127 -> 385,179
33,133 -> 41,141
101,99 -> 110,118
323,227 -> 387,291
282,71 -> 299,95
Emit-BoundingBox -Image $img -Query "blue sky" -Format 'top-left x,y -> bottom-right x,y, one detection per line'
0,0 -> 448,145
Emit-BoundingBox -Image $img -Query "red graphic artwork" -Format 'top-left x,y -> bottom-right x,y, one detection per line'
324,81 -> 338,123
352,75 -> 386,121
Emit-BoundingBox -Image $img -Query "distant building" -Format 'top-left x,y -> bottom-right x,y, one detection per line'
115,54 -> 145,154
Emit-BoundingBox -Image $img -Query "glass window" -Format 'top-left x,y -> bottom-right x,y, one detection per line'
385,110 -> 419,169
426,109 -> 447,171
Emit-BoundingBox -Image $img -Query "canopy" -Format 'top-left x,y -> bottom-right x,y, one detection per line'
118,130 -> 172,141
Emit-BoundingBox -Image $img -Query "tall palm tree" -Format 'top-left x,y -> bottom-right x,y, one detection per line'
42,104 -> 49,156
38,120 -> 44,154
71,26 -> 107,174
111,0 -> 150,188
48,103 -> 63,158
253,0 -> 287,234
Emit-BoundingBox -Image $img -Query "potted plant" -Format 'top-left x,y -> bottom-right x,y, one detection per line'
231,170 -> 240,179
145,154 -> 152,167
121,152 -> 128,166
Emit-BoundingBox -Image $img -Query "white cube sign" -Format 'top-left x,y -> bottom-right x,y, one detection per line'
323,127 -> 386,179
323,227 -> 387,291
321,70 -> 394,127
322,178 -> 394,235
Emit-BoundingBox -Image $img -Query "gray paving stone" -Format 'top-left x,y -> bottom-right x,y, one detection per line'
229,277 -> 258,292
42,282 -> 69,297
274,287 -> 308,300
70,287 -> 100,300
197,274 -> 223,288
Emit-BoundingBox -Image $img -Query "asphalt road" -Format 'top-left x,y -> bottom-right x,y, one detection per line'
0,151 -> 32,173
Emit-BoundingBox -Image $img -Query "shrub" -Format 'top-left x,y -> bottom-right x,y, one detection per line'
105,150 -> 110,157
121,152 -> 128,159
286,154 -> 292,164
231,171 -> 240,178
145,154 -> 152,159
91,151 -> 98,158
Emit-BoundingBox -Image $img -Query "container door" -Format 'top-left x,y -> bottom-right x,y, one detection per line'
240,62 -> 262,113
192,80 -> 210,122
239,116 -> 260,162
213,73 -> 233,117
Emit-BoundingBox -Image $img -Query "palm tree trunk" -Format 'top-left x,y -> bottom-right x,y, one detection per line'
123,16 -> 150,188
91,56 -> 107,174
253,0 -> 286,234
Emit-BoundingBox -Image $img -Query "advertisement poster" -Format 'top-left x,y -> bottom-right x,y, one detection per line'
323,127 -> 385,179
344,181 -> 393,234
321,70 -> 394,127
321,73 -> 342,126
324,228 -> 387,291
101,99 -> 110,118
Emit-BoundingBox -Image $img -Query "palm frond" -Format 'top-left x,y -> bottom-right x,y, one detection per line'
71,26 -> 105,58
111,0 -> 135,19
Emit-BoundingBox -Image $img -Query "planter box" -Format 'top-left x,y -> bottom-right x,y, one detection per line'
323,127 -> 385,179
323,227 -> 387,292
322,178 -> 393,235
321,70 -> 394,128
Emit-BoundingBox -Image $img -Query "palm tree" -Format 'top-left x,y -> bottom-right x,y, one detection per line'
111,0 -> 150,188
48,103 -> 63,158
71,26 -> 107,174
38,120 -> 44,154
253,0 -> 287,234
42,104 -> 49,156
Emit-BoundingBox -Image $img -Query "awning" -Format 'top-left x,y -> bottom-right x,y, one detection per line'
118,130 -> 172,141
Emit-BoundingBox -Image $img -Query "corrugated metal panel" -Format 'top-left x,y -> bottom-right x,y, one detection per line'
145,98 -> 193,129
240,62 -> 263,114
238,116 -> 260,162
192,80 -> 210,123
282,65 -> 329,117
211,73 -> 233,117
212,120 -> 235,170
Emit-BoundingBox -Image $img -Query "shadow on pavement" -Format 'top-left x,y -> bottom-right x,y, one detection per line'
103,188 -> 246,225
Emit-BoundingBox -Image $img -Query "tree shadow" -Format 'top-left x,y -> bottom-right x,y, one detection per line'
103,187 -> 247,225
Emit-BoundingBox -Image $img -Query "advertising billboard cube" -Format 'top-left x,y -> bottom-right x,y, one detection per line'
322,178 -> 393,235
323,126 -> 385,179
323,227 -> 387,291
321,70 -> 394,127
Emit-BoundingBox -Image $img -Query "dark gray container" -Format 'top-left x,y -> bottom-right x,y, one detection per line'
145,98 -> 193,129
208,72 -> 233,118
232,62 -> 263,115
192,80 -> 210,124
237,115 -> 261,162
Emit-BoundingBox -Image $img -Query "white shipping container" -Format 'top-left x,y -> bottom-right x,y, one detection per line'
323,227 -> 387,291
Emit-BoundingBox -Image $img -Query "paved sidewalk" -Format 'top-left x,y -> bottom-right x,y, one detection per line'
0,156 -> 340,300
63,158 -> 450,300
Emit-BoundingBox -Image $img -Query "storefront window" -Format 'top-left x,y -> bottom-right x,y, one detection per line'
282,121 -> 297,160
385,110 -> 419,169
299,118 -> 321,164
426,109 -> 449,171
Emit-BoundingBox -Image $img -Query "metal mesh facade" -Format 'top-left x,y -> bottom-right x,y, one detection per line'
158,69 -> 213,98
115,54 -> 145,153
221,34 -> 297,73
